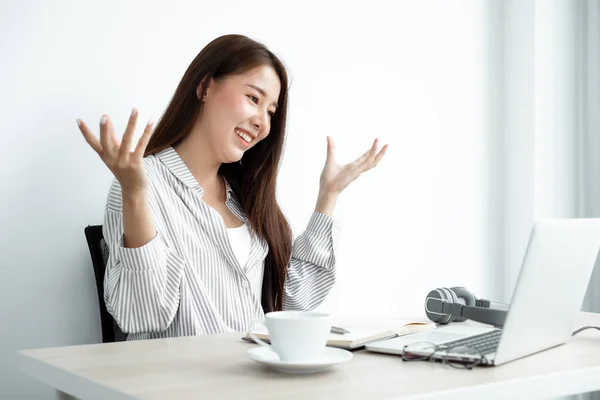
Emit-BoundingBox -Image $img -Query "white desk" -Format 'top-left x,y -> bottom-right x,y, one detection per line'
17,312 -> 600,400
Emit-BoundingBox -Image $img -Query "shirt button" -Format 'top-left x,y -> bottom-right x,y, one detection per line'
241,281 -> 249,288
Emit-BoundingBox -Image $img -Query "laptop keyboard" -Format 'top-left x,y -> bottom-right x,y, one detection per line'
441,329 -> 502,355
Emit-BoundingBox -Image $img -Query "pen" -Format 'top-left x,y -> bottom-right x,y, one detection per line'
331,326 -> 351,334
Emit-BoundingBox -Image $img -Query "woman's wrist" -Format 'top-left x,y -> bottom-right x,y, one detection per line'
314,191 -> 338,216
122,188 -> 148,205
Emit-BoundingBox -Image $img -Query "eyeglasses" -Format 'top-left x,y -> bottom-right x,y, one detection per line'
401,341 -> 490,370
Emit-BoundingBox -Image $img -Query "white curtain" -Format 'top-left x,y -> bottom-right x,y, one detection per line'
501,0 -> 600,399
581,1 -> 600,316
572,2 -> 600,397
579,5 -> 600,397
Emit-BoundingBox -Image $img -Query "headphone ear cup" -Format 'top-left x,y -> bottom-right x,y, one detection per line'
449,286 -> 477,322
424,288 -> 454,324
442,287 -> 459,323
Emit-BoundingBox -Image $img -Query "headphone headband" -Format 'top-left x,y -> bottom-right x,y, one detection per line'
424,287 -> 509,327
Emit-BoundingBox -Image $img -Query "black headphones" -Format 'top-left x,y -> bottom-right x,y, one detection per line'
424,287 -> 510,327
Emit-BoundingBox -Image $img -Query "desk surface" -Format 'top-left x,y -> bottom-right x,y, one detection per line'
17,312 -> 600,400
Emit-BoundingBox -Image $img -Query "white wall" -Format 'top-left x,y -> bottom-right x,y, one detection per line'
0,0 -> 501,397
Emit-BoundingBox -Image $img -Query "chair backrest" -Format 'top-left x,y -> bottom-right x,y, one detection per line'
84,225 -> 128,343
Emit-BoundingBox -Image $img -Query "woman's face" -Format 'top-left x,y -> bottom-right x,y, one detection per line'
198,65 -> 281,163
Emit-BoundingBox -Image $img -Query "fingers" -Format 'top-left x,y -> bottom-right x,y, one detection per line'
326,136 -> 336,163
352,138 -> 378,166
78,109 -> 154,168
120,107 -> 139,158
99,114 -> 119,158
356,139 -> 388,173
107,117 -> 120,147
77,119 -> 102,153
372,144 -> 388,166
133,118 -> 155,158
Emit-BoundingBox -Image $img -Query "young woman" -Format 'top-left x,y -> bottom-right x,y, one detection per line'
77,34 -> 387,340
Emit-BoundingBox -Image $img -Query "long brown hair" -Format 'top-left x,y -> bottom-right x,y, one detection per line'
144,34 -> 292,313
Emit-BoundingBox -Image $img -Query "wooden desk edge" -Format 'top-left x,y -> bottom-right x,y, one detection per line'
17,350 -> 134,400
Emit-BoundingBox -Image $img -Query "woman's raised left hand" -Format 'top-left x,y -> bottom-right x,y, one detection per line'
318,136 -> 388,196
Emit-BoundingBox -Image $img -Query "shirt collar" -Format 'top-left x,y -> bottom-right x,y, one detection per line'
156,146 -> 235,200
223,177 -> 234,202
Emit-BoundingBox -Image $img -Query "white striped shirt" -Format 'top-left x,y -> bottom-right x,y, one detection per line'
102,146 -> 337,340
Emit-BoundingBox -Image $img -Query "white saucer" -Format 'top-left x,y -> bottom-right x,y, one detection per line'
247,346 -> 353,374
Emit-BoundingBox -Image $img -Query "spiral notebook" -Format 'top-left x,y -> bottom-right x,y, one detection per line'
243,318 -> 436,350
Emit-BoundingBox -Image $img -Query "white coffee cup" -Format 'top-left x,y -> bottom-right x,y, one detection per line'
248,311 -> 331,362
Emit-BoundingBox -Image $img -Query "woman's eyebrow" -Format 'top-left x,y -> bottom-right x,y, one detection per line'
246,84 -> 278,108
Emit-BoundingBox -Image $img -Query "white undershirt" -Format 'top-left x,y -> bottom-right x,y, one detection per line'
227,223 -> 264,301
226,223 -> 252,272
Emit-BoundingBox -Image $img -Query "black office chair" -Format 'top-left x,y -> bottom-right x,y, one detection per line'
84,225 -> 128,343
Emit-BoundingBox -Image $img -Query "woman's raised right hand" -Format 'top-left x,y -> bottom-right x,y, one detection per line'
77,108 -> 154,195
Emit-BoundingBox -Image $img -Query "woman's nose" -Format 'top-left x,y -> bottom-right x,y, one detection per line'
251,113 -> 267,131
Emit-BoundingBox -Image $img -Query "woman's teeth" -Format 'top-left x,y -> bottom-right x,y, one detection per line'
235,128 -> 251,143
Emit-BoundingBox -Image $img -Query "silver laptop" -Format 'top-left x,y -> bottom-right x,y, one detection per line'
365,218 -> 600,366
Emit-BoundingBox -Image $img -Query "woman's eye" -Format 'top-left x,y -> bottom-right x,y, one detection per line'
268,111 -> 275,117
247,95 -> 259,104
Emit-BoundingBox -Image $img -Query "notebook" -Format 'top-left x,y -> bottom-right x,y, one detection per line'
243,318 -> 436,350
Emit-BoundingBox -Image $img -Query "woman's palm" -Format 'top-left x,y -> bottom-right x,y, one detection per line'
319,137 -> 388,195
